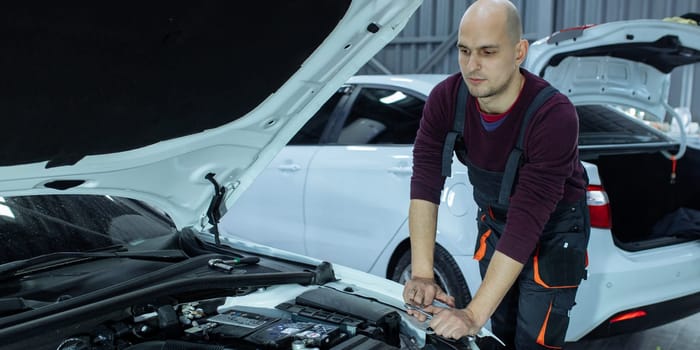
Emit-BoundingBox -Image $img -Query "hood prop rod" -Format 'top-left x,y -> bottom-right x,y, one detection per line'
205,173 -> 226,246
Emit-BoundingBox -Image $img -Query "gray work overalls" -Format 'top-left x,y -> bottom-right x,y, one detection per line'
442,82 -> 591,349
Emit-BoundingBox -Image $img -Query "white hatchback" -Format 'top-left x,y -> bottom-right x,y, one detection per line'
223,18 -> 700,341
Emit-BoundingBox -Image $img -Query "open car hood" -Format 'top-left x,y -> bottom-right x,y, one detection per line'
0,1 -> 421,229
525,18 -> 700,119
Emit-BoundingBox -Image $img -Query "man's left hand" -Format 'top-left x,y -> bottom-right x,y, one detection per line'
428,306 -> 485,340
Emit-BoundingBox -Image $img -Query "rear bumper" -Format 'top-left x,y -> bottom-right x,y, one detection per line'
566,229 -> 700,341
582,291 -> 700,339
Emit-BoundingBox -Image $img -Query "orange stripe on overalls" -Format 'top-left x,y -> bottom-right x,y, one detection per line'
536,301 -> 563,349
474,228 -> 492,261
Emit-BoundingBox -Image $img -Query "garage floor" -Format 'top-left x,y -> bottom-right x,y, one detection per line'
566,312 -> 700,350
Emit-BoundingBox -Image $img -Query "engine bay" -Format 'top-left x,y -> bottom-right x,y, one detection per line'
50,286 -> 426,350
0,230 -> 475,350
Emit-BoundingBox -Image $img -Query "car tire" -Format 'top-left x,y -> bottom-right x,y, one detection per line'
391,245 -> 472,308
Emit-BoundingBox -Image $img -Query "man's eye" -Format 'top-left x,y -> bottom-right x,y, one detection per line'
483,50 -> 495,55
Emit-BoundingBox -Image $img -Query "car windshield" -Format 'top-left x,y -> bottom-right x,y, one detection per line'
0,195 -> 175,264
577,104 -> 671,145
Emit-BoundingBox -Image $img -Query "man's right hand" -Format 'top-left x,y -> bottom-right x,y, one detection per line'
403,276 -> 455,321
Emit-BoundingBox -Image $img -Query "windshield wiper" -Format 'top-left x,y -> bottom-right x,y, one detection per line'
0,249 -> 188,281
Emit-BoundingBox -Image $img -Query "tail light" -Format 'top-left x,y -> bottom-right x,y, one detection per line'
587,185 -> 612,228
609,310 -> 648,324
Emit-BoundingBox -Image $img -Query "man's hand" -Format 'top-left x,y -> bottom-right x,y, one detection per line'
429,306 -> 486,340
422,251 -> 523,340
403,277 -> 455,321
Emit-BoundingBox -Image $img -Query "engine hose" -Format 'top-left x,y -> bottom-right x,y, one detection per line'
123,340 -> 226,350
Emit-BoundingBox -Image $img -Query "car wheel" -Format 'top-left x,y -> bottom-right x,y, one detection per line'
391,245 -> 472,308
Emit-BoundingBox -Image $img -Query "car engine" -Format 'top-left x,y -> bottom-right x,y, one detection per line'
52,287 -> 431,350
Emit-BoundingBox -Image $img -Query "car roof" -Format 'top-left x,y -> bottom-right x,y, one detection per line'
347,74 -> 448,96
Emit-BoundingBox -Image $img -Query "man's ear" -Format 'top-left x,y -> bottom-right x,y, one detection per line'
515,39 -> 528,65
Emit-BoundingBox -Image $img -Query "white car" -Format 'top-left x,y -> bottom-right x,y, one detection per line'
0,1 -> 468,350
223,18 -> 700,341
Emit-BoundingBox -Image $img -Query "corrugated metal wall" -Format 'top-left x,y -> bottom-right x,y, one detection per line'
359,0 -> 700,120
553,0 -> 700,28
362,0 -> 553,75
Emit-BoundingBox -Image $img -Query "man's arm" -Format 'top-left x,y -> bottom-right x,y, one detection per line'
403,199 -> 455,312
405,75 -> 459,313
408,198 -> 438,279
428,251 -> 523,338
467,251 -> 523,324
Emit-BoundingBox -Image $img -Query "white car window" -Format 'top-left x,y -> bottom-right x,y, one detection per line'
577,105 -> 670,145
289,92 -> 346,145
337,87 -> 424,145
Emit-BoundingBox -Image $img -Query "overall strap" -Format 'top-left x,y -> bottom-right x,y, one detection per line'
497,85 -> 559,205
441,80 -> 468,177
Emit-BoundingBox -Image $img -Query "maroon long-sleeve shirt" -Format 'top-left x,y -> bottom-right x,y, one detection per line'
411,70 -> 587,264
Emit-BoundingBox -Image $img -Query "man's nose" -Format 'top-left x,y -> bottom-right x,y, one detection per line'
465,55 -> 481,72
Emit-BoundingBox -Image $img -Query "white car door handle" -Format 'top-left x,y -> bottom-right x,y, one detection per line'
388,166 -> 412,175
278,163 -> 301,172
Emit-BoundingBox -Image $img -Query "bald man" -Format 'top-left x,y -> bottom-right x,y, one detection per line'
404,0 -> 590,348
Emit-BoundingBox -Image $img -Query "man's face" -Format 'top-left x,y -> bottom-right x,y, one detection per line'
457,14 -> 524,100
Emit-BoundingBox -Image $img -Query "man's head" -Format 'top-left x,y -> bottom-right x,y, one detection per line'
457,0 -> 527,111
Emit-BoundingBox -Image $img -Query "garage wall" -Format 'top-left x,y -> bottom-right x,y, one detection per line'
361,0 -> 552,75
359,0 -> 700,122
